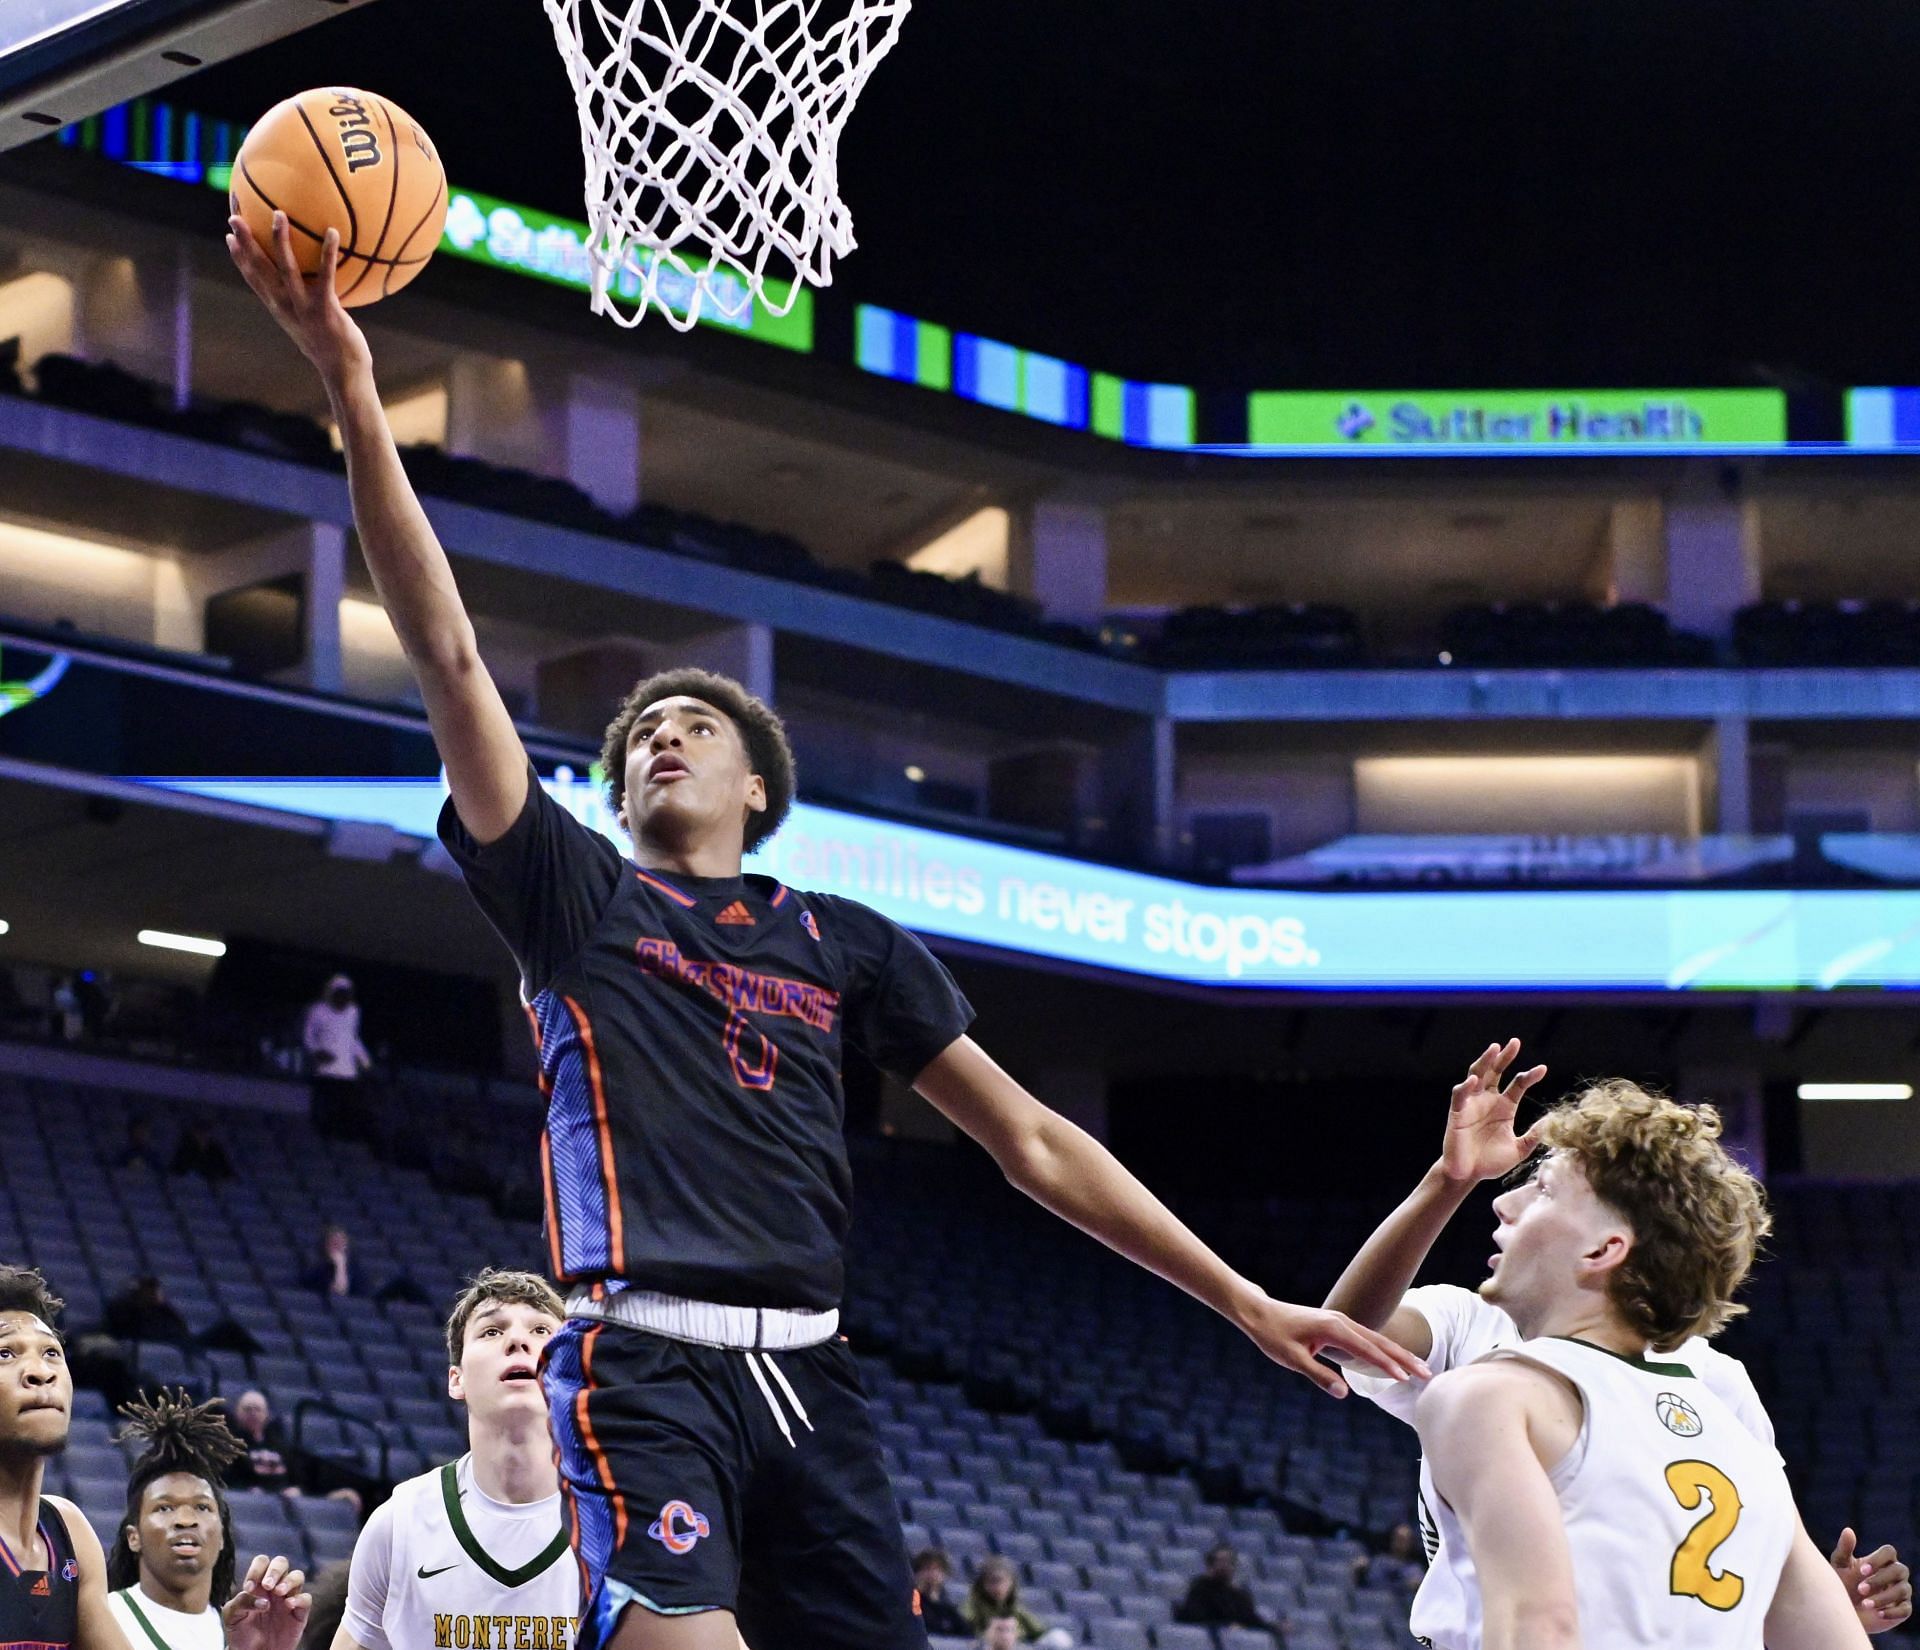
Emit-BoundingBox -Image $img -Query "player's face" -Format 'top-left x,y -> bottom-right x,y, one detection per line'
449,1300 -> 559,1422
0,1314 -> 70,1457
1480,1152 -> 1630,1333
129,1472 -> 223,1584
620,697 -> 767,851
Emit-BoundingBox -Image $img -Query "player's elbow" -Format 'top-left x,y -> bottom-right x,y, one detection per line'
995,1109 -> 1067,1198
1491,1596 -> 1581,1650
410,623 -> 483,684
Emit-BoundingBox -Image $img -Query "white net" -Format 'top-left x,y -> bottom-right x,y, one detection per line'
542,0 -> 911,330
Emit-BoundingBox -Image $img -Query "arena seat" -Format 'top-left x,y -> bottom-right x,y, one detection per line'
3,1066 -> 1912,1645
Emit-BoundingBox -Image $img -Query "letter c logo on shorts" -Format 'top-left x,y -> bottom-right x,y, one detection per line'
647,1500 -> 711,1555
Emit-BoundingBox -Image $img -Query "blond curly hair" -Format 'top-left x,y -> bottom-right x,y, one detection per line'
1536,1080 -> 1771,1347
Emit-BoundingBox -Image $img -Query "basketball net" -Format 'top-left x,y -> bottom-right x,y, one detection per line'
542,0 -> 910,330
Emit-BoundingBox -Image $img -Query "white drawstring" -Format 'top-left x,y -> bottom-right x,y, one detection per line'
744,1351 -> 813,1448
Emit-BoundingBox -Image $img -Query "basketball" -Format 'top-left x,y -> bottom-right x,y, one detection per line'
230,86 -> 447,308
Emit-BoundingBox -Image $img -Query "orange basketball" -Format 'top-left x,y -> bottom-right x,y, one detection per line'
231,87 -> 448,308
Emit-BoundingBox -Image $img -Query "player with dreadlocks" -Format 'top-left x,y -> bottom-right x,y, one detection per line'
0,1265 -> 310,1650
106,1392 -> 244,1650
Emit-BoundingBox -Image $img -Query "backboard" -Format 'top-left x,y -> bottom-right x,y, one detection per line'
0,0 -> 383,153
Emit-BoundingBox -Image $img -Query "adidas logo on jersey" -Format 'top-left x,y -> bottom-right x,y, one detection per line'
715,901 -> 755,926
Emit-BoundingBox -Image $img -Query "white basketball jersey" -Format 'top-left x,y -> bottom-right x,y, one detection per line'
1415,1337 -> 1796,1650
341,1456 -> 579,1650
1348,1283 -> 1779,1614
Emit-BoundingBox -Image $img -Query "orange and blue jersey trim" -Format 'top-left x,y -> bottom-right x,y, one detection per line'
769,885 -> 788,909
529,990 -> 619,1280
633,868 -> 698,909
562,995 -> 624,1266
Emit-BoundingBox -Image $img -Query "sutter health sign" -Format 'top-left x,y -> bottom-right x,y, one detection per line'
1247,389 -> 1787,451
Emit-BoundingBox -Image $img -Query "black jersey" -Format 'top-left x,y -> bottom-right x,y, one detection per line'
440,770 -> 974,1309
0,1502 -> 79,1650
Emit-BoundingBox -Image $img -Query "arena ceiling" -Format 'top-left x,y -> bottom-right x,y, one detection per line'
161,0 -> 1920,390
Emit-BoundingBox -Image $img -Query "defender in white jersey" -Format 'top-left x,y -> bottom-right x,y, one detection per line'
105,1394 -> 250,1650
336,1272 -> 576,1650
1410,1078 -> 1868,1650
1329,1041 -> 1913,1639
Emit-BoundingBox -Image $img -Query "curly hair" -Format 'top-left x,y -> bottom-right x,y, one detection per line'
597,668 -> 796,854
0,1265 -> 62,1333
110,1390 -> 245,1605
1536,1080 -> 1771,1347
444,1268 -> 567,1367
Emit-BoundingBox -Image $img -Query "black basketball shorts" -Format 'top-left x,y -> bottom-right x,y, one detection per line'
543,1319 -> 925,1650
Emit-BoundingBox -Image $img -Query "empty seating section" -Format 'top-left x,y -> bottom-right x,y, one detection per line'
0,1074 -> 541,1575
3,1070 -> 1912,1647
39,354 -> 1906,676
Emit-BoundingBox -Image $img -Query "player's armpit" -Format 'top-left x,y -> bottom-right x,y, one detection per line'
47,1496 -> 135,1650
1417,1364 -> 1582,1650
1768,1521 -> 1874,1649
329,1628 -> 374,1650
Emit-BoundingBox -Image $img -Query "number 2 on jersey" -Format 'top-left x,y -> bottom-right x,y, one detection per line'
1666,1460 -> 1745,1611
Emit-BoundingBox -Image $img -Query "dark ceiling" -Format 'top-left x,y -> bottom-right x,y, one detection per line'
165,0 -> 1920,393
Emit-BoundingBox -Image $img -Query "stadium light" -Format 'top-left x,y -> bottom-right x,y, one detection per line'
137,928 -> 226,958
0,918 -> 9,935
1796,1082 -> 1913,1102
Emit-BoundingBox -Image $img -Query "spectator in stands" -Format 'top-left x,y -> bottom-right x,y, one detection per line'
105,1275 -> 192,1346
1175,1543 -> 1280,1639
912,1548 -> 969,1637
302,974 -> 371,1139
297,1225 -> 367,1298
963,1555 -> 1072,1648
118,1118 -> 165,1173
1353,1522 -> 1424,1598
224,1389 -> 300,1495
170,1118 -> 236,1182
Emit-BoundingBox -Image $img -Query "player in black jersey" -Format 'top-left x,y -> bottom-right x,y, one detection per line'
0,1267 -> 310,1650
230,215 -> 1426,1650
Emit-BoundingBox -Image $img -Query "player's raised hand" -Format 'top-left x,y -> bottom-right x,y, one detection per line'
223,1552 -> 312,1650
1239,1296 -> 1430,1399
1439,1040 -> 1549,1186
225,211 -> 372,389
1832,1527 -> 1914,1633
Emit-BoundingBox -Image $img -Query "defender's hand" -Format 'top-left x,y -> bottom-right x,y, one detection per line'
226,211 -> 373,390
1440,1040 -> 1549,1186
223,1554 -> 312,1650
1239,1296 -> 1430,1399
1832,1528 -> 1914,1633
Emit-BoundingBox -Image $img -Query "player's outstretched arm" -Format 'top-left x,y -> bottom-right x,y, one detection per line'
914,1036 -> 1428,1397
225,212 -> 528,844
1767,1522 -> 1875,1648
1417,1363 -> 1583,1650
1321,1039 -> 1548,1354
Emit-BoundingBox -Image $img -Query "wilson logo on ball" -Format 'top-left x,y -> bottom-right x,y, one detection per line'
328,91 -> 383,173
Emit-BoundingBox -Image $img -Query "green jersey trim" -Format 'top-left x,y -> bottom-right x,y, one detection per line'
439,1461 -> 571,1589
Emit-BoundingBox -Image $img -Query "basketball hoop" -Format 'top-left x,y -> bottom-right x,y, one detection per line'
541,0 -> 910,330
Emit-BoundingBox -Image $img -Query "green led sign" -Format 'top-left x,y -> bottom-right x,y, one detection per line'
433,188 -> 812,354
1248,389 -> 1788,452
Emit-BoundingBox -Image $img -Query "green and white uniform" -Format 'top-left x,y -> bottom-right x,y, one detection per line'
108,1587 -> 223,1650
342,1457 -> 576,1650
1418,1336 -> 1797,1649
